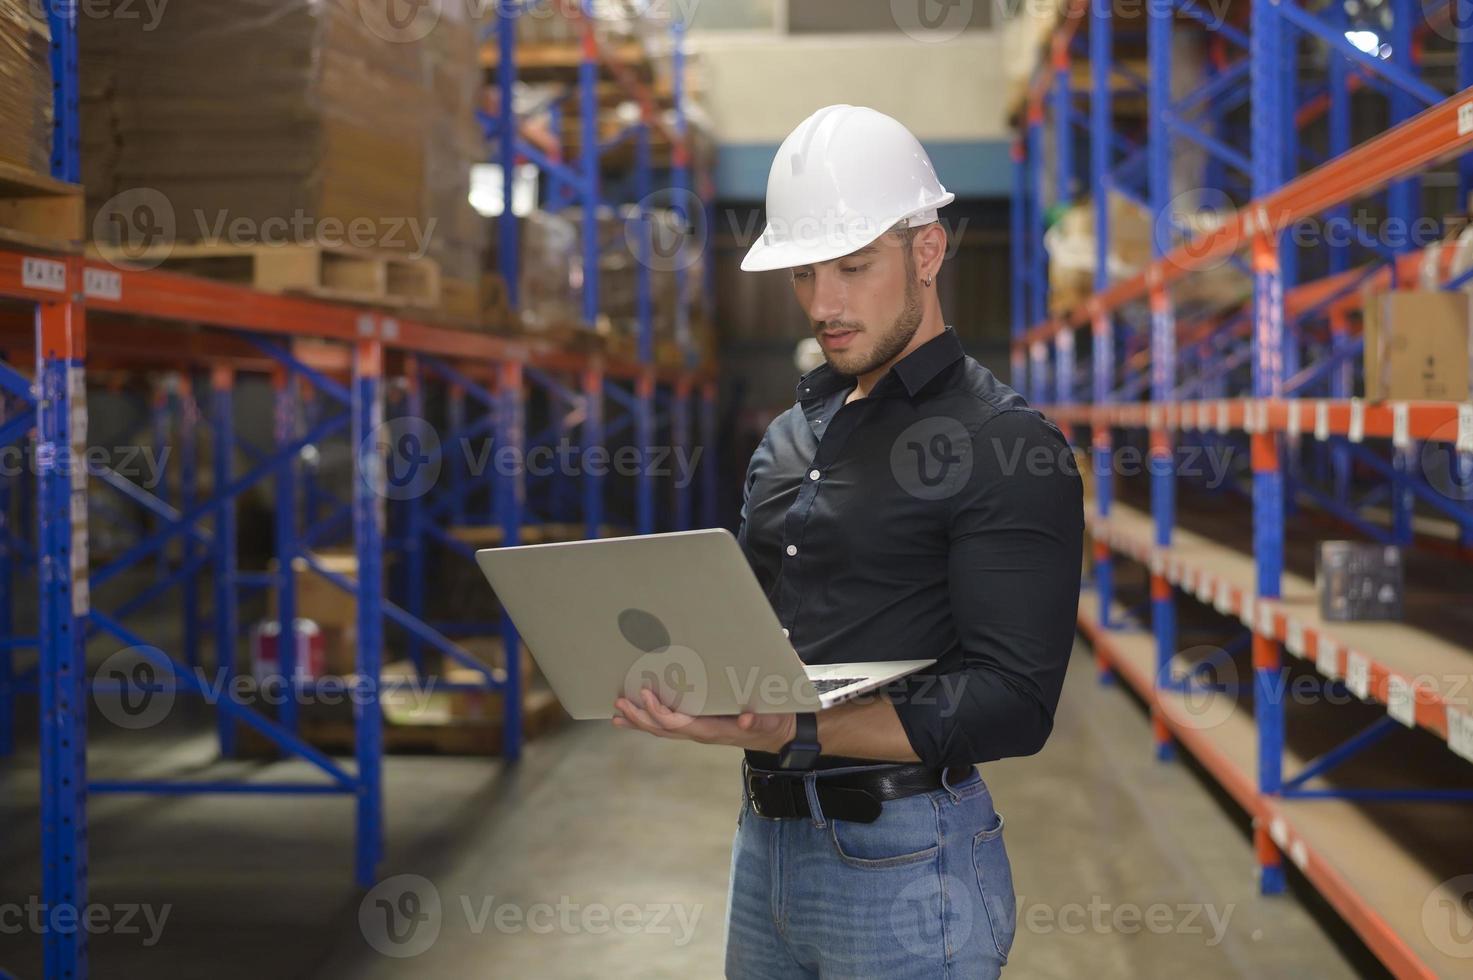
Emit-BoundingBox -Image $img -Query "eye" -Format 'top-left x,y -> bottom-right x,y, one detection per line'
841,263 -> 869,274
792,269 -> 813,282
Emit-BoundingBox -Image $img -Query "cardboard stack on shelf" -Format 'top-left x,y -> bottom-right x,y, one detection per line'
0,0 -> 52,175
78,1 -> 485,315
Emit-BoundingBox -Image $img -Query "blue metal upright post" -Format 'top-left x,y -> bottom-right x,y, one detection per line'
1461,2 -> 1473,203
404,356 -> 426,676
180,376 -> 201,669
0,389 -> 13,756
672,15 -> 692,363
1011,144 -> 1028,394
636,370 -> 656,535
636,122 -> 654,365
582,363 -> 604,538
1250,0 -> 1288,896
273,370 -> 298,731
580,13 -> 601,329
353,336 -> 386,886
1147,1 -> 1178,762
699,380 -> 717,528
448,384 -> 468,527
1090,0 -> 1115,653
673,378 -> 692,530
497,360 -> 525,761
37,263 -> 89,978
212,366 -> 238,758
498,2 -> 520,310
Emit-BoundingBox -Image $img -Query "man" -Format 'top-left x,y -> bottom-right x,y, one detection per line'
612,105 -> 1083,978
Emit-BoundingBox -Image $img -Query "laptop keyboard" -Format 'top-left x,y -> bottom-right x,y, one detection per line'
810,676 -> 866,695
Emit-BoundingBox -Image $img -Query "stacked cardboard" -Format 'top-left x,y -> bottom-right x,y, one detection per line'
0,0 -> 53,175
81,0 -> 483,277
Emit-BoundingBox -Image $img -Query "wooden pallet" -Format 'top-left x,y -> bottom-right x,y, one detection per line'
236,681 -> 567,759
0,161 -> 84,254
88,240 -> 441,308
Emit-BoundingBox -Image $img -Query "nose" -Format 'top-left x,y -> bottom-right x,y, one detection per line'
805,267 -> 845,324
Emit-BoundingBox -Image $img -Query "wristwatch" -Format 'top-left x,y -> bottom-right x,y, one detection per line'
777,712 -> 821,769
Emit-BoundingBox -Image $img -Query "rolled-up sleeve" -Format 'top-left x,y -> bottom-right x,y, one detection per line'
889,409 -> 1084,768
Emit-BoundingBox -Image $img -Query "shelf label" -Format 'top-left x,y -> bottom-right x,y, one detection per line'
1315,401 -> 1329,441
1214,580 -> 1233,615
1244,402 -> 1257,434
1458,404 -> 1473,455
22,257 -> 66,293
381,318 -> 401,341
1459,100 -> 1473,136
1286,619 -> 1305,658
1287,403 -> 1300,438
1345,650 -> 1371,699
1386,675 -> 1416,727
1216,401 -> 1230,433
1447,707 -> 1473,762
1348,399 -> 1365,443
1149,405 -> 1162,431
83,267 -> 122,301
1196,575 -> 1213,602
1256,601 -> 1275,636
1317,637 -> 1341,680
1392,403 -> 1411,449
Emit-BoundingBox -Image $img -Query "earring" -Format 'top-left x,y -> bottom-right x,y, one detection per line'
923,276 -> 932,287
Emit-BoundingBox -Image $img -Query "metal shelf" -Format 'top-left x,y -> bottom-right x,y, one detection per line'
0,5 -> 716,978
1015,1 -> 1473,974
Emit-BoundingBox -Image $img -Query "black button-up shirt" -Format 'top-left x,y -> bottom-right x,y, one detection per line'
738,326 -> 1084,771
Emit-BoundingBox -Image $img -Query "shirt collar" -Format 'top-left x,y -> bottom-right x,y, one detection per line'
796,326 -> 965,403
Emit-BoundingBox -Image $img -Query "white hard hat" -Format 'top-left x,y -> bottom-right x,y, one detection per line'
741,104 -> 955,273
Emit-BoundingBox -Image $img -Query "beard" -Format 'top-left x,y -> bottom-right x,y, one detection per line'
821,274 -> 925,378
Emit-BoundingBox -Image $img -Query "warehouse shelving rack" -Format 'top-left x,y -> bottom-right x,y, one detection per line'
0,4 -> 715,977
1016,0 -> 1473,974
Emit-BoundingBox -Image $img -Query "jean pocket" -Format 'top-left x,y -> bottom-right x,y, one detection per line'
972,811 -> 1016,962
829,798 -> 940,870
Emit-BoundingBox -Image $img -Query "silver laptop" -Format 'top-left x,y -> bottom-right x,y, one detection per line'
475,528 -> 935,720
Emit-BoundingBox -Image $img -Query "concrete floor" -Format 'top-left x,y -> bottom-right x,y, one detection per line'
0,642 -> 1378,979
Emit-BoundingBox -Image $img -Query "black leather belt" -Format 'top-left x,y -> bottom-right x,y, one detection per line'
743,759 -> 974,824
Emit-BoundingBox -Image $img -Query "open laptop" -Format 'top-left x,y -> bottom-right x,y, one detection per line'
475,528 -> 935,720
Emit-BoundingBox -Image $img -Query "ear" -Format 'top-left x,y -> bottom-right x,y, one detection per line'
912,223 -> 947,284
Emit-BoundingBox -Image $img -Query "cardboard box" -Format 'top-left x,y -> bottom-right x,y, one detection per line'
1362,289 -> 1472,402
1317,542 -> 1403,622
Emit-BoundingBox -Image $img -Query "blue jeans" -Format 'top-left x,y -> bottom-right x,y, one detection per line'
724,762 -> 1016,978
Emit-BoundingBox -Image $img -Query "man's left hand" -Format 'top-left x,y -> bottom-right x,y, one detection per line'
612,688 -> 797,753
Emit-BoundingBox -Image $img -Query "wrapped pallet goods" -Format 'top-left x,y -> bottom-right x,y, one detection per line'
0,0 -> 53,175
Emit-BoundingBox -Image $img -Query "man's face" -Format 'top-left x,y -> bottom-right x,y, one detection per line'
790,232 -> 922,377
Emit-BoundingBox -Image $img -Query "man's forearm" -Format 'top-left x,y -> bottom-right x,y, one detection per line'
812,696 -> 922,763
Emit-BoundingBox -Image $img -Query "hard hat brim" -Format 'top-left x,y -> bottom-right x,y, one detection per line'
739,194 -> 956,272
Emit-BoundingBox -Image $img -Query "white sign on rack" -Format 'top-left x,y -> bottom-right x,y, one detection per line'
1348,399 -> 1365,443
1345,650 -> 1371,699
1446,706 -> 1473,763
1392,403 -> 1411,449
1217,401 -> 1230,434
83,268 -> 122,301
1316,637 -> 1340,680
22,257 -> 66,293
1386,675 -> 1416,728
1285,619 -> 1305,658
1315,401 -> 1330,441
1458,404 -> 1473,455
1287,403 -> 1300,438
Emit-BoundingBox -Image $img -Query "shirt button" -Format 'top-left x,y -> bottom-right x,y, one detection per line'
808,469 -> 820,481
785,544 -> 798,557
781,627 -> 790,638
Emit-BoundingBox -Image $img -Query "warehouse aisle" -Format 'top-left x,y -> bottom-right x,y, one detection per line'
0,642 -> 1370,978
